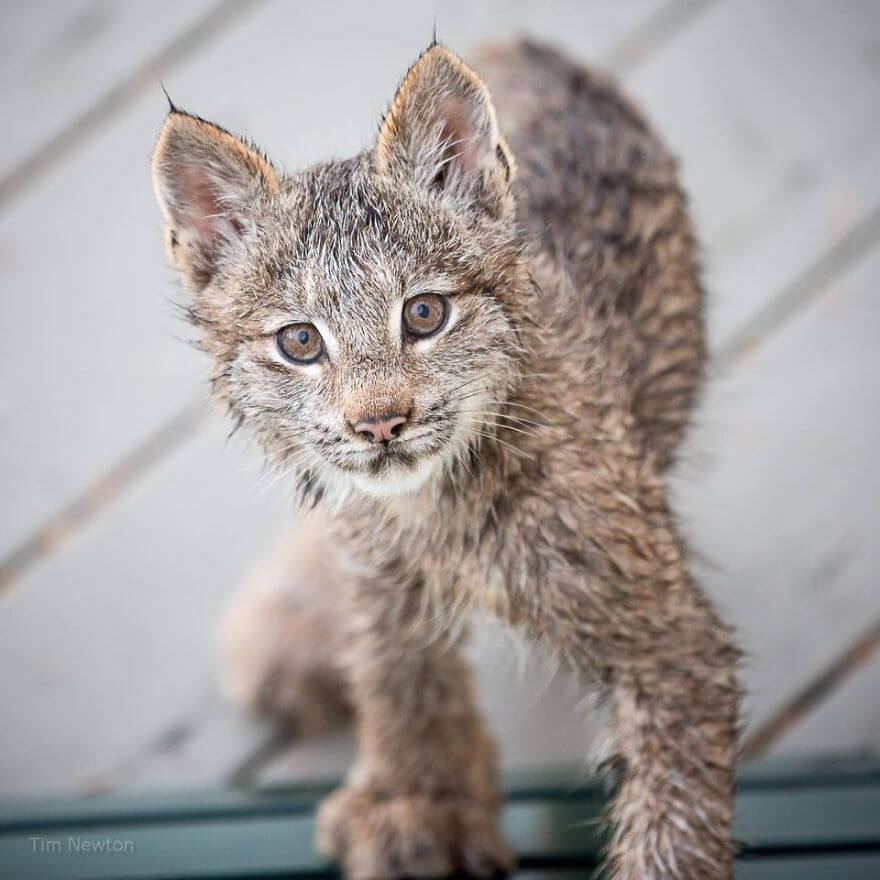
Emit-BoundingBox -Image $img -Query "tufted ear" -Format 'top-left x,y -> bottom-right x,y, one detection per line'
376,45 -> 515,218
151,110 -> 279,291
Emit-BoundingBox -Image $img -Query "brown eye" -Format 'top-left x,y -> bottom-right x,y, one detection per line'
276,323 -> 324,364
403,293 -> 448,339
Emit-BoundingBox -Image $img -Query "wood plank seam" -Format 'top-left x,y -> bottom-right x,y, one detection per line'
0,0 -> 265,210
714,199 -> 880,373
603,0 -> 718,74
0,396 -> 205,595
742,617 -> 880,758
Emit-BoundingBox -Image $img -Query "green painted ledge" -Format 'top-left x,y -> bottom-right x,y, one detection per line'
1,758 -> 879,879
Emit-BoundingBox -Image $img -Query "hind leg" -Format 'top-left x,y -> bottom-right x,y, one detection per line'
218,509 -> 352,736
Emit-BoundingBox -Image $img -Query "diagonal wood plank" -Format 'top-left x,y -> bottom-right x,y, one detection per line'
0,413 -> 289,796
670,242 -> 880,743
626,0 -> 880,352
764,631 -> 880,757
0,0 -> 231,188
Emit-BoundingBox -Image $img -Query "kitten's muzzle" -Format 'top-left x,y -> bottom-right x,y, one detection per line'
351,413 -> 408,445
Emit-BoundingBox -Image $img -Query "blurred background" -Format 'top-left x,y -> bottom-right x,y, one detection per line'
1,0 -> 879,798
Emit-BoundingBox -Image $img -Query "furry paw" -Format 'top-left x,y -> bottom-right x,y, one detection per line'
316,787 -> 515,879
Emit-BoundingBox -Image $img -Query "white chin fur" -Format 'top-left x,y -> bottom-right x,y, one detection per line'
349,457 -> 437,498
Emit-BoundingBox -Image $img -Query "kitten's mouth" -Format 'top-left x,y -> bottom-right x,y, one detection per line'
364,445 -> 419,475
327,442 -> 428,479
323,423 -> 455,498
332,436 -> 446,498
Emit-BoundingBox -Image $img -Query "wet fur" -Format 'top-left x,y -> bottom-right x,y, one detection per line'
154,39 -> 740,880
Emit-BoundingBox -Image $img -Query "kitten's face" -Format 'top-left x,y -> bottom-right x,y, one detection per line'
152,46 -> 523,500
225,164 -> 522,499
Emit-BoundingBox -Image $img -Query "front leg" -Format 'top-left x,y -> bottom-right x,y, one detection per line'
316,554 -> 513,880
505,446 -> 741,879
601,605 -> 740,880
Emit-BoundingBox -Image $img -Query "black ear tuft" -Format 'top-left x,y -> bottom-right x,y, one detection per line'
158,79 -> 180,114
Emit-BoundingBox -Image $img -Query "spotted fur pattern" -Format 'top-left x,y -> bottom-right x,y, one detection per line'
153,39 -> 741,880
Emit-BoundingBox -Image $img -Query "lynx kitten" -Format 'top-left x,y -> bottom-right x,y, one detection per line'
152,39 -> 740,880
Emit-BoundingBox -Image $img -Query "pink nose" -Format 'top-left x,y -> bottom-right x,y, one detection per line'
352,414 -> 408,444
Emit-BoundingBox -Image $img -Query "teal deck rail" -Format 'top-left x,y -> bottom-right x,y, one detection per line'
1,759 -> 879,879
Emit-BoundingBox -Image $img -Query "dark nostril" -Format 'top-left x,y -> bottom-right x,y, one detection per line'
354,424 -> 381,444
353,414 -> 408,444
380,414 -> 407,442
